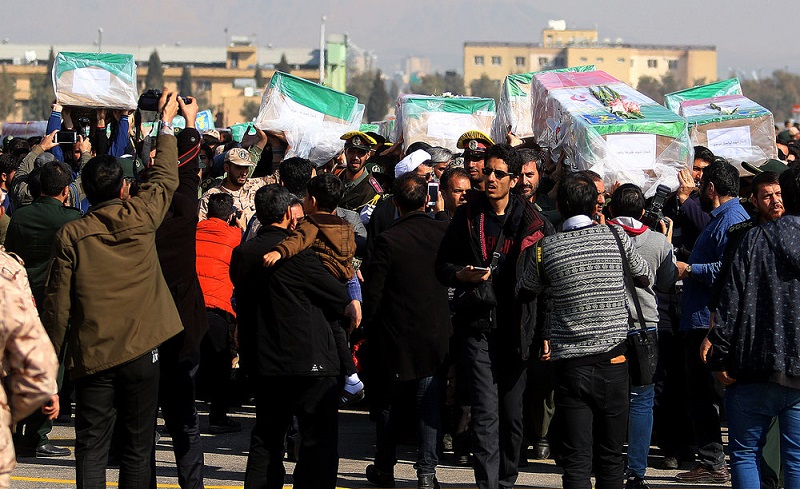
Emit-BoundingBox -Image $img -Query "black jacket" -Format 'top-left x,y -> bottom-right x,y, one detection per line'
362,211 -> 451,381
156,128 -> 208,365
709,216 -> 800,386
230,225 -> 350,377
435,193 -> 554,360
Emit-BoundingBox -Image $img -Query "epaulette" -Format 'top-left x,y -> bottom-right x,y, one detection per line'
368,176 -> 383,194
727,220 -> 754,236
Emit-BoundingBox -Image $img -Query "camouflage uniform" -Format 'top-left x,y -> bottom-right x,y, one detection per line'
0,249 -> 58,487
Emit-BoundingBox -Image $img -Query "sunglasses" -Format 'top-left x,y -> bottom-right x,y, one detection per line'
482,167 -> 515,179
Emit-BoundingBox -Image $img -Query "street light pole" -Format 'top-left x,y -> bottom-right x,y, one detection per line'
320,15 -> 326,85
97,28 -> 103,53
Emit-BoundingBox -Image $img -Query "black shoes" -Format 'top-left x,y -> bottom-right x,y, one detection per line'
365,464 -> 395,487
418,473 -> 440,489
626,476 -> 650,489
35,443 -> 71,457
534,437 -> 551,459
209,416 -> 242,434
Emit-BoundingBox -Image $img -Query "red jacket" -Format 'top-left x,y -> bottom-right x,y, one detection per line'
196,218 -> 241,317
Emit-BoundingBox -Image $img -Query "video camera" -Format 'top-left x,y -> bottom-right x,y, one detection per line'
641,184 -> 671,231
137,89 -> 190,113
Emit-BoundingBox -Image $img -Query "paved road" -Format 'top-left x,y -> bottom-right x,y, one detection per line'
12,402 -> 729,488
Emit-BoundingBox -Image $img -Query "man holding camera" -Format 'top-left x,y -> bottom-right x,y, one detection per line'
42,89 -> 184,489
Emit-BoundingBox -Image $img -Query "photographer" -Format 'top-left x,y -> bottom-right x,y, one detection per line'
608,184 -> 677,489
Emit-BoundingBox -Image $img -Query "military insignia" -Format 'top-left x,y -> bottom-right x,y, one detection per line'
468,140 -> 478,151
353,136 -> 362,147
368,176 -> 384,194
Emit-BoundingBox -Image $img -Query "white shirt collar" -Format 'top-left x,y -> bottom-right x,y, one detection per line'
562,215 -> 594,231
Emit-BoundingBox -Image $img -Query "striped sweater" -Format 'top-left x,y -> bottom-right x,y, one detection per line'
518,224 -> 650,361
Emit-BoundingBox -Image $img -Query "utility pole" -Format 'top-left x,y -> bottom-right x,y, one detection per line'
320,15 -> 327,85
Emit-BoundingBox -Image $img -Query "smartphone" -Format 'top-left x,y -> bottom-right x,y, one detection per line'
427,182 -> 439,207
54,130 -> 77,144
473,266 -> 491,272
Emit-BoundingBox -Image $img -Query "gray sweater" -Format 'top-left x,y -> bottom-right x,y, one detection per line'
518,222 -> 650,360
610,217 -> 677,332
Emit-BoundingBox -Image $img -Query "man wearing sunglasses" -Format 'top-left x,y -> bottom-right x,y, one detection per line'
339,131 -> 384,211
457,131 -> 494,192
436,143 -> 554,489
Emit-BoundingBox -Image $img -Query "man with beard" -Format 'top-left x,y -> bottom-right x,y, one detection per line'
457,131 -> 493,192
513,148 -> 555,463
338,132 -> 384,211
674,158 -> 747,484
198,145 -> 278,224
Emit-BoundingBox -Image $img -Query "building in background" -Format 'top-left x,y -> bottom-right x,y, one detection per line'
464,21 -> 717,95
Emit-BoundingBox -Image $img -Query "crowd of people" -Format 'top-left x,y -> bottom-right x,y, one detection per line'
1,88 -> 800,489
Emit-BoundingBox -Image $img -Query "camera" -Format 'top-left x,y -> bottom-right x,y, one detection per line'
138,89 -> 190,112
641,184 -> 671,231
77,117 -> 91,138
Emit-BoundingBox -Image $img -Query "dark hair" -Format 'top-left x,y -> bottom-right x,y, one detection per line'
751,171 -> 780,197
610,183 -> 645,218
0,154 -> 18,178
306,173 -> 344,212
254,184 -> 292,225
27,166 -> 42,199
701,157 -> 739,197
517,148 -> 544,173
207,193 -> 235,220
279,157 -> 315,197
580,169 -> 603,184
393,172 -> 428,213
27,136 -> 42,147
39,161 -> 74,197
780,167 -> 800,215
694,145 -> 715,164
405,141 -> 432,156
485,143 -> 523,175
786,141 -> 800,161
82,155 -> 124,205
440,167 -> 470,191
557,172 -> 599,219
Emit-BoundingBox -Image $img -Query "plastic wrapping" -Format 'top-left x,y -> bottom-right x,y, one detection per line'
530,70 -> 691,197
255,71 -> 363,166
664,78 -> 742,114
377,117 -> 396,141
395,95 -> 495,152
679,95 -> 777,175
53,52 -> 138,109
491,65 -> 595,143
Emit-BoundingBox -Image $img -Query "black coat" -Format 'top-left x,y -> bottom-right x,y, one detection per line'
362,211 -> 451,381
156,128 -> 208,365
435,193 -> 554,361
230,225 -> 350,377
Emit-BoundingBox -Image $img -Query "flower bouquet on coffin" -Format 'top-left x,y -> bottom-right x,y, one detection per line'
589,85 -> 644,119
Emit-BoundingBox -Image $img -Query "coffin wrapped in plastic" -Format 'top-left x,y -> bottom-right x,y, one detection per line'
491,65 -> 595,143
53,52 -> 138,109
255,71 -> 363,166
530,70 -> 691,197
678,95 -> 777,175
395,95 -> 495,152
664,78 -> 742,114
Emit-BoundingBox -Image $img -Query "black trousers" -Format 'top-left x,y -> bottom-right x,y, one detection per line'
681,329 -> 725,469
244,375 -> 339,489
554,359 -> 629,489
462,330 -> 527,489
74,350 -> 160,489
151,356 -> 204,489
